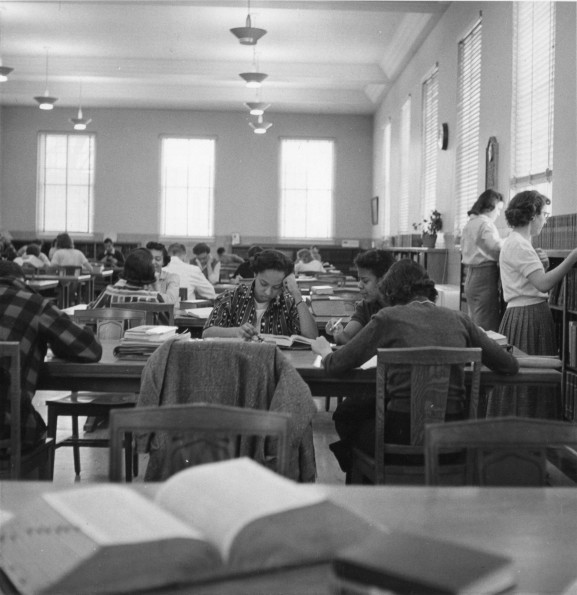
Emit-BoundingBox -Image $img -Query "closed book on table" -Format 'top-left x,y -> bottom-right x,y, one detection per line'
332,530 -> 515,595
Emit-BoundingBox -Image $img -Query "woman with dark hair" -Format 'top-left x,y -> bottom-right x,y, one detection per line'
192,242 -> 220,285
50,232 -> 93,273
326,249 -> 396,345
311,259 -> 520,471
89,247 -> 163,308
294,248 -> 325,274
144,241 -> 180,304
203,249 -> 318,340
461,189 -> 504,331
233,244 -> 263,280
488,190 -> 577,419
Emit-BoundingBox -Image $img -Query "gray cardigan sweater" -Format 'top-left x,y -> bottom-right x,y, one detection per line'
137,339 -> 317,482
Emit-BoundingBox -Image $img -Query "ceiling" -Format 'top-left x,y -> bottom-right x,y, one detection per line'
0,0 -> 450,115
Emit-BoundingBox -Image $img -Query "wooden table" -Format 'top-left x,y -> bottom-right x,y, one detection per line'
38,340 -> 561,399
1,482 -> 576,594
28,273 -> 93,308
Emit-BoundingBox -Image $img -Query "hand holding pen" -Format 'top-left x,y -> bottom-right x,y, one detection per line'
325,317 -> 344,337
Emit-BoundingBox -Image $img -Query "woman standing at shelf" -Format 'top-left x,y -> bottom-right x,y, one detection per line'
489,190 -> 577,419
460,189 -> 504,331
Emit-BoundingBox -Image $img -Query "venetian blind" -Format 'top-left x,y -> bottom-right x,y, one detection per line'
511,1 -> 555,199
160,137 -> 215,237
382,119 -> 392,238
37,133 -> 95,234
421,66 -> 439,219
399,97 -> 411,233
455,17 -> 482,229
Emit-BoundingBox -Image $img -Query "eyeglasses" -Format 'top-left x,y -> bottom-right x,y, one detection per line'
542,212 -> 551,220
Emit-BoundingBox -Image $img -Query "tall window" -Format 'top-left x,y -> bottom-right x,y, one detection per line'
280,139 -> 334,239
455,17 -> 482,228
37,133 -> 95,234
421,66 -> 439,218
511,2 -> 555,199
382,119 -> 392,238
160,137 -> 215,237
399,97 -> 411,233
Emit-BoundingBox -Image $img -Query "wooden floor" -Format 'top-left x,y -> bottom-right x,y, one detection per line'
34,391 -> 346,486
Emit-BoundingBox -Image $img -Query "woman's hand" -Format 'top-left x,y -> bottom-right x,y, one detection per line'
325,318 -> 344,337
311,336 -> 333,359
237,323 -> 260,341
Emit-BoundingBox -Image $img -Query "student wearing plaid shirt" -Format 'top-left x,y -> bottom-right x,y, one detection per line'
0,262 -> 102,451
203,249 -> 318,341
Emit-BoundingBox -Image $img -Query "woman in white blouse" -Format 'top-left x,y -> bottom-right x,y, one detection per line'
461,189 -> 504,331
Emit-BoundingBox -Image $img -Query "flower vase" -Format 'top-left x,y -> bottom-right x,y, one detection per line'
421,234 -> 437,248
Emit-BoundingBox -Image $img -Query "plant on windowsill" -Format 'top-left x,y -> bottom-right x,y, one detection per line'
412,210 -> 443,248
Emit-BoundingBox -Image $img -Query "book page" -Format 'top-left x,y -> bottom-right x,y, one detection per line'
45,485 -> 205,545
155,458 -> 325,561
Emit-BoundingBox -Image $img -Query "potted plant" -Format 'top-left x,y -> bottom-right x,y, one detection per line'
412,210 -> 443,248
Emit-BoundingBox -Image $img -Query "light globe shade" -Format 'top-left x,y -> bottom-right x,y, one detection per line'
0,66 -> 14,82
250,119 -> 272,134
34,94 -> 58,110
70,107 -> 92,130
230,21 -> 267,45
245,102 -> 270,116
239,72 -> 267,88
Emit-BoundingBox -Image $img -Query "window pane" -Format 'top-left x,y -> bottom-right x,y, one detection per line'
161,137 -> 215,237
280,139 -> 334,240
421,67 -> 439,219
37,133 -> 95,234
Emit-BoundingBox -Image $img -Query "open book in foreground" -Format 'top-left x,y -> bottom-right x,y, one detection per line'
259,334 -> 315,349
0,459 -> 374,595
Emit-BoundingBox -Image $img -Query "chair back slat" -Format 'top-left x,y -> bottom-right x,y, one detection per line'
110,302 -> 175,325
73,308 -> 147,340
109,403 -> 290,482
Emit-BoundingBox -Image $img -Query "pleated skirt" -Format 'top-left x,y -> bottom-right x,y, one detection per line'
486,301 -> 561,419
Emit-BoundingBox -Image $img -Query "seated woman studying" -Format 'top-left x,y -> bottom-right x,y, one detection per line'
311,259 -> 520,472
203,249 -> 318,340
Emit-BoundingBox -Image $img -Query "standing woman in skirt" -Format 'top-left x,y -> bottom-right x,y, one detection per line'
490,190 -> 577,418
461,189 -> 505,331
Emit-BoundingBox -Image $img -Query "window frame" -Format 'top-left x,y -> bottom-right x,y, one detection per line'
421,64 -> 439,221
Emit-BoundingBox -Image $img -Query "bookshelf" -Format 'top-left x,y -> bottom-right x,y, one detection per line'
537,214 -> 577,422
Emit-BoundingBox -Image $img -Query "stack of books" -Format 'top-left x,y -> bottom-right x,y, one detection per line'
113,326 -> 186,359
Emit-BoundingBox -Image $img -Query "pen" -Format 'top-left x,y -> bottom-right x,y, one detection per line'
330,318 -> 343,332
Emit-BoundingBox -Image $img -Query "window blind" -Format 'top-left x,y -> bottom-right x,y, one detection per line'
399,97 -> 411,233
511,1 -> 555,198
455,18 -> 482,229
382,120 -> 392,238
280,138 -> 334,240
421,66 -> 439,219
37,133 -> 95,234
160,137 -> 215,237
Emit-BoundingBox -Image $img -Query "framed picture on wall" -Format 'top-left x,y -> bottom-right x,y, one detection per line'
371,196 -> 379,226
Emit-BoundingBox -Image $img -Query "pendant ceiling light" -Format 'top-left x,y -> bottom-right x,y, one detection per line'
34,49 -> 58,110
0,12 -> 14,82
69,81 -> 92,130
239,71 -> 267,88
250,114 -> 272,135
230,0 -> 266,45
245,101 -> 270,116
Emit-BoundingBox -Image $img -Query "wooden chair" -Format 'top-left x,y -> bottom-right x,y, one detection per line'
0,342 -> 55,480
46,309 -> 147,480
109,403 -> 290,482
348,347 -> 482,485
425,417 -> 577,486
111,301 -> 175,325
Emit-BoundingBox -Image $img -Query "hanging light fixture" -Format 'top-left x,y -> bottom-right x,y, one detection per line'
230,0 -> 266,45
245,101 -> 270,116
34,49 -> 58,110
0,10 -> 14,82
250,114 -> 272,135
69,81 -> 92,130
240,49 -> 267,88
